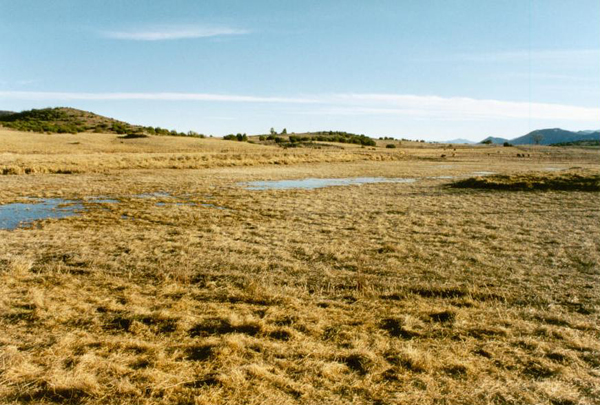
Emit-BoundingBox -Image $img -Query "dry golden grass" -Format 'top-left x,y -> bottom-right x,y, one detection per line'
0,129 -> 406,175
1,131 -> 599,404
452,169 -> 600,191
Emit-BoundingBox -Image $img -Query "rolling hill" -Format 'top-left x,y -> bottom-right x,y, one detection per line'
0,107 -> 190,136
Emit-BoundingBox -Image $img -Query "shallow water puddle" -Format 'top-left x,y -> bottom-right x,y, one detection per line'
0,199 -> 84,230
1,192 -> 225,230
471,171 -> 496,176
243,177 -> 416,190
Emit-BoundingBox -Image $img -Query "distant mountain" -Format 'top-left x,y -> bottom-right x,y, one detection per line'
479,129 -> 600,146
0,110 -> 15,117
445,138 -> 476,144
511,128 -> 600,145
0,107 -> 189,136
480,136 -> 509,144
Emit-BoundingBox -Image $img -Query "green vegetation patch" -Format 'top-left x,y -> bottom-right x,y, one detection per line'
0,108 -> 86,134
551,140 -> 600,148
450,170 -> 600,192
311,131 -> 376,146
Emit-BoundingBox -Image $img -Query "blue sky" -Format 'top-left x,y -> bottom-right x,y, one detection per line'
1,0 -> 599,141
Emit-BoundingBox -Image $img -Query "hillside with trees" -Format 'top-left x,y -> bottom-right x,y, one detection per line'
0,107 -> 200,137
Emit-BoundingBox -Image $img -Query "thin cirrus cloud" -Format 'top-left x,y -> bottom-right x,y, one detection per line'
0,91 -> 319,104
475,49 -> 600,62
313,94 -> 600,121
101,26 -> 249,41
419,49 -> 600,63
1,91 -> 599,122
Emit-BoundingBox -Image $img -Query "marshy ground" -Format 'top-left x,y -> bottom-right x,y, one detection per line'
1,129 -> 599,404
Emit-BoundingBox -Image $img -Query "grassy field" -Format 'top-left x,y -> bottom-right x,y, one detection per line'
1,129 -> 599,404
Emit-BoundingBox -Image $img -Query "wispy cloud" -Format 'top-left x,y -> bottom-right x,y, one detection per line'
502,72 -> 600,82
101,26 -> 249,41
1,91 -> 598,122
462,49 -> 600,62
0,91 -> 316,104
419,49 -> 600,63
324,94 -> 600,121
0,79 -> 39,87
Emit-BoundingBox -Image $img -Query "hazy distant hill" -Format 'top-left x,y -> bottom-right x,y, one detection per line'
445,138 -> 476,144
0,110 -> 15,117
0,107 -> 190,136
511,128 -> 600,145
480,136 -> 509,144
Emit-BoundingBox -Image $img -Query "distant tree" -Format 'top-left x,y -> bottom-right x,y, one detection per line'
281,128 -> 287,135
270,127 -> 276,135
532,134 -> 544,145
503,142 -> 513,147
481,139 -> 492,145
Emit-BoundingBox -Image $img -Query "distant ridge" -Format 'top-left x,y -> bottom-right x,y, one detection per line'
0,110 -> 15,117
480,129 -> 600,145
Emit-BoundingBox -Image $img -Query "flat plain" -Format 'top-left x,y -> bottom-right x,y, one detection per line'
1,128 -> 599,404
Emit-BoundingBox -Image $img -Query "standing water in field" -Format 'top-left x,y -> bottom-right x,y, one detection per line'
0,199 -> 84,230
242,177 -> 416,190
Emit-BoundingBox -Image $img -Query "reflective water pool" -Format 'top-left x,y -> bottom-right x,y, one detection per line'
0,199 -> 84,230
1,192 -> 227,230
243,177 -> 416,190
